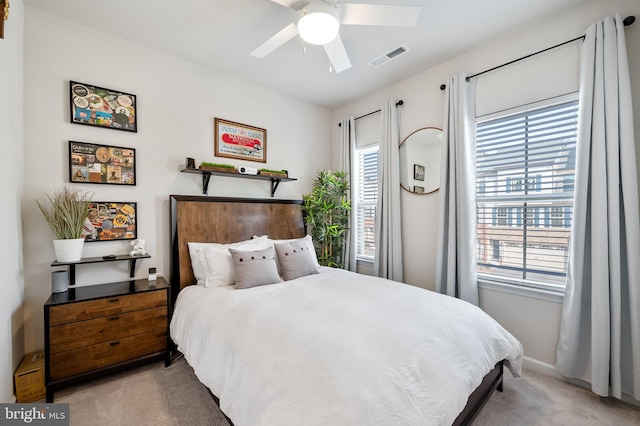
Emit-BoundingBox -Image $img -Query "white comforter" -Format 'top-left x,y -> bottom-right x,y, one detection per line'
171,267 -> 523,426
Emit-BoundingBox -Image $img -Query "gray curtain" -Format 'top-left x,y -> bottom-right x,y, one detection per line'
435,73 -> 479,305
556,14 -> 640,401
374,101 -> 403,281
340,117 -> 357,272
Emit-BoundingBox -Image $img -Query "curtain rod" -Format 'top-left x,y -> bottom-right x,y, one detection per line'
439,15 -> 636,90
338,100 -> 404,127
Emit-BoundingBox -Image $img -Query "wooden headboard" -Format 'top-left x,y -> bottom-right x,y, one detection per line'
169,195 -> 305,298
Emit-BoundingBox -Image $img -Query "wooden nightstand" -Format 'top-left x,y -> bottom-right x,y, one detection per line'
44,278 -> 171,402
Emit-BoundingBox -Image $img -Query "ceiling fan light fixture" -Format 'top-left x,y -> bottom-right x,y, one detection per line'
297,3 -> 339,46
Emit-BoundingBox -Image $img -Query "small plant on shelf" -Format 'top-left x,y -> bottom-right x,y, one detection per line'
199,162 -> 237,173
258,168 -> 288,178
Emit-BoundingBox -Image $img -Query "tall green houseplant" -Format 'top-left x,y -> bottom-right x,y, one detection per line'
303,170 -> 351,268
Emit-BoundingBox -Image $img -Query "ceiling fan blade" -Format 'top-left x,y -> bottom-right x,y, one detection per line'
250,22 -> 299,58
269,0 -> 309,10
323,34 -> 351,73
338,4 -> 421,27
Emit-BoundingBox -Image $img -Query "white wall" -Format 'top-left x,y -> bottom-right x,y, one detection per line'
331,0 -> 640,367
0,0 -> 24,402
22,7 -> 332,353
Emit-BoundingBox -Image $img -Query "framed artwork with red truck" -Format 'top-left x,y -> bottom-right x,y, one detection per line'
214,118 -> 266,163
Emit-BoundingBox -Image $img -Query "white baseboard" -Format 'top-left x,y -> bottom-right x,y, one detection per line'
522,356 -> 640,408
620,393 -> 640,407
522,356 -> 563,379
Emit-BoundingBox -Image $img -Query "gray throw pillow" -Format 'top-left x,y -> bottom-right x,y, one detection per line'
229,247 -> 281,289
274,240 -> 319,281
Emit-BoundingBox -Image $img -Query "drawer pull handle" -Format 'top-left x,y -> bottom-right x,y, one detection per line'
110,341 -> 120,346
109,316 -> 120,321
109,298 -> 120,303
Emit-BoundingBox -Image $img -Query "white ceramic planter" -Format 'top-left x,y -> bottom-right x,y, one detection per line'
53,238 -> 85,262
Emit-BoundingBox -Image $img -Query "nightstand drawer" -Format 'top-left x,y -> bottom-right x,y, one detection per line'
48,306 -> 167,354
49,329 -> 167,380
49,290 -> 166,326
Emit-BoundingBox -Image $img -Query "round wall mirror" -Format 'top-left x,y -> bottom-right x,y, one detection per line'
399,127 -> 443,194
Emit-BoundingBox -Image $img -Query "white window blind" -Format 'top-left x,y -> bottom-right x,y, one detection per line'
355,145 -> 378,260
476,95 -> 578,291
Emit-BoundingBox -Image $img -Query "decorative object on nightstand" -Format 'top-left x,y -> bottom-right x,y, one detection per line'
148,267 -> 157,281
50,270 -> 68,294
35,185 -> 94,262
129,238 -> 146,256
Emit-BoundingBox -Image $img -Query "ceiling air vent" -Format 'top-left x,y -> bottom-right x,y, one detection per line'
369,45 -> 409,68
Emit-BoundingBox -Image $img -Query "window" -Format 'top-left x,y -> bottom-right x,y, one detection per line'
355,145 -> 379,260
494,207 -> 509,226
491,239 -> 501,260
476,95 -> 578,291
548,206 -> 566,228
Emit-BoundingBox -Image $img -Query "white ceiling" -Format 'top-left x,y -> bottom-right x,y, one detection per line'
23,0 -> 588,109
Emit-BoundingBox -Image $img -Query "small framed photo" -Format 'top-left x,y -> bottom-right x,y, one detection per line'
83,202 -> 137,242
414,164 -> 425,181
69,141 -> 136,185
70,81 -> 137,132
414,186 -> 425,193
214,118 -> 266,163
0,0 -> 8,40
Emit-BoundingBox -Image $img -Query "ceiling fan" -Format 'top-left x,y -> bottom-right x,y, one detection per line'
250,0 -> 422,73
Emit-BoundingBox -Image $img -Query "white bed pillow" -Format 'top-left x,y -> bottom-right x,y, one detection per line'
188,236 -> 268,286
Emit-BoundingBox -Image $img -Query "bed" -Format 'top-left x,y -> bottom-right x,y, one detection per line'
168,195 -> 523,425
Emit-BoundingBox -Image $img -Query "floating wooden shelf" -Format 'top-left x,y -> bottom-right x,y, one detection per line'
180,168 -> 297,197
51,253 -> 151,286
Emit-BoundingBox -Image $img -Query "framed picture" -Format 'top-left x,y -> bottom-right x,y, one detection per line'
214,118 -> 266,163
70,81 -> 137,132
69,141 -> 136,185
414,186 -> 425,193
83,202 -> 137,242
414,164 -> 425,181
0,1 -> 8,40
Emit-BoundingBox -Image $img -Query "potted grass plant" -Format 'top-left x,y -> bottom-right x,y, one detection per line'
35,186 -> 94,262
199,161 -> 238,173
302,170 -> 351,268
258,168 -> 288,178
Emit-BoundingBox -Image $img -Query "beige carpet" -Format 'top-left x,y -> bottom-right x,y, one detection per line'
51,357 -> 640,426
